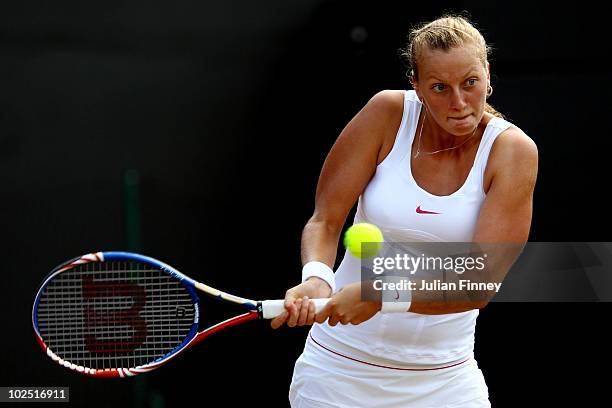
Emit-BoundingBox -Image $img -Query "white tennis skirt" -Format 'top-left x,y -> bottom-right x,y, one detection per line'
289,335 -> 490,408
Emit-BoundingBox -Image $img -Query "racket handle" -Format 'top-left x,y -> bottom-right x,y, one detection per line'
259,298 -> 331,319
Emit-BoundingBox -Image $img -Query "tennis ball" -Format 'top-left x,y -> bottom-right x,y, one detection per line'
343,223 -> 384,259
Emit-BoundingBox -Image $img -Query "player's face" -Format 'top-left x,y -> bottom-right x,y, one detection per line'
414,45 -> 489,136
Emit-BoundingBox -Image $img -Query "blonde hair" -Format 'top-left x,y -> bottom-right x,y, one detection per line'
402,15 -> 503,118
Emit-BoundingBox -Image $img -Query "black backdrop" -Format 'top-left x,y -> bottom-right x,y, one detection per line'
2,1 -> 611,407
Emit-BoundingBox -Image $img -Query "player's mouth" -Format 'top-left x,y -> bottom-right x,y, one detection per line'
450,114 -> 471,120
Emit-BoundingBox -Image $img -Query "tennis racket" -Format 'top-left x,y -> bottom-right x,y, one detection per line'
32,251 -> 330,378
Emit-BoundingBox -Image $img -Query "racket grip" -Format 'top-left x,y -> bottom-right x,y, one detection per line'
260,298 -> 331,319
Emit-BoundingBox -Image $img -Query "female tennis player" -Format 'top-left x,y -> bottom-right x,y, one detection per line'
272,14 -> 538,407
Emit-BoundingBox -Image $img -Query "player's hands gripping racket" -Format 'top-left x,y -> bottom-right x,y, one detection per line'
32,252 -> 330,377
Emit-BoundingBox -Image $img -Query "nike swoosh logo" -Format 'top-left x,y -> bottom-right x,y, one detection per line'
416,206 -> 441,215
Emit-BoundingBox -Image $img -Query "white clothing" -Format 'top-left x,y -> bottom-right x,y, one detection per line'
291,90 -> 518,406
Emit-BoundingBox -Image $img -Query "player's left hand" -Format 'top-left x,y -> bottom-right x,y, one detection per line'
314,281 -> 381,326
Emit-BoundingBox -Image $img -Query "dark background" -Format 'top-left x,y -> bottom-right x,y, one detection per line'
2,1 -> 610,407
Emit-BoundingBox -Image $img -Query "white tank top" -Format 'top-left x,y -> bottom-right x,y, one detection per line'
310,90 -> 515,366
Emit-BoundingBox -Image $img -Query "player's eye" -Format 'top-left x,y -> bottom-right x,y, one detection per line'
432,84 -> 445,92
466,78 -> 477,87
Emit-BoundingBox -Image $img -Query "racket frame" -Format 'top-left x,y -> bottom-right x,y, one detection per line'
32,252 -> 261,377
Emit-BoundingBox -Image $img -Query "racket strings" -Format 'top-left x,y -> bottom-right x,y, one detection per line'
36,261 -> 197,370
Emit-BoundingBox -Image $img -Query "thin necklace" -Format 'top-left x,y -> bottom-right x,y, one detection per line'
413,107 -> 479,158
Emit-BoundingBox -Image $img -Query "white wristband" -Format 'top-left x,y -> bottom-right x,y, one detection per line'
380,276 -> 412,313
302,261 -> 336,293
381,300 -> 411,313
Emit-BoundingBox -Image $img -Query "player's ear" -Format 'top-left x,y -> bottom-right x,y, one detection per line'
410,71 -> 423,102
409,70 -> 417,89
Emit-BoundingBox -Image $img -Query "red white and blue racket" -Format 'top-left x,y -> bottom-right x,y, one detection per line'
32,252 -> 329,378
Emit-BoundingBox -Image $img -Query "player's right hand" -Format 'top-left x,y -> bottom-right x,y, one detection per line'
270,278 -> 332,329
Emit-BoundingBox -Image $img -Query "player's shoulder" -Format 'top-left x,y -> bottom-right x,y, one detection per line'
363,90 -> 405,117
369,89 -> 405,104
490,120 -> 538,166
487,120 -> 538,188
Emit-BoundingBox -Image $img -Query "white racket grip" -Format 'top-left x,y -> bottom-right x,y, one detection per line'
260,298 -> 331,319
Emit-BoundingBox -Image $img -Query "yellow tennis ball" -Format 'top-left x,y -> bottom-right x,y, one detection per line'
343,223 -> 384,258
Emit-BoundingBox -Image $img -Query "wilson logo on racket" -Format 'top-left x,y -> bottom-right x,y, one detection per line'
82,276 -> 147,354
32,251 -> 331,378
175,306 -> 186,318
